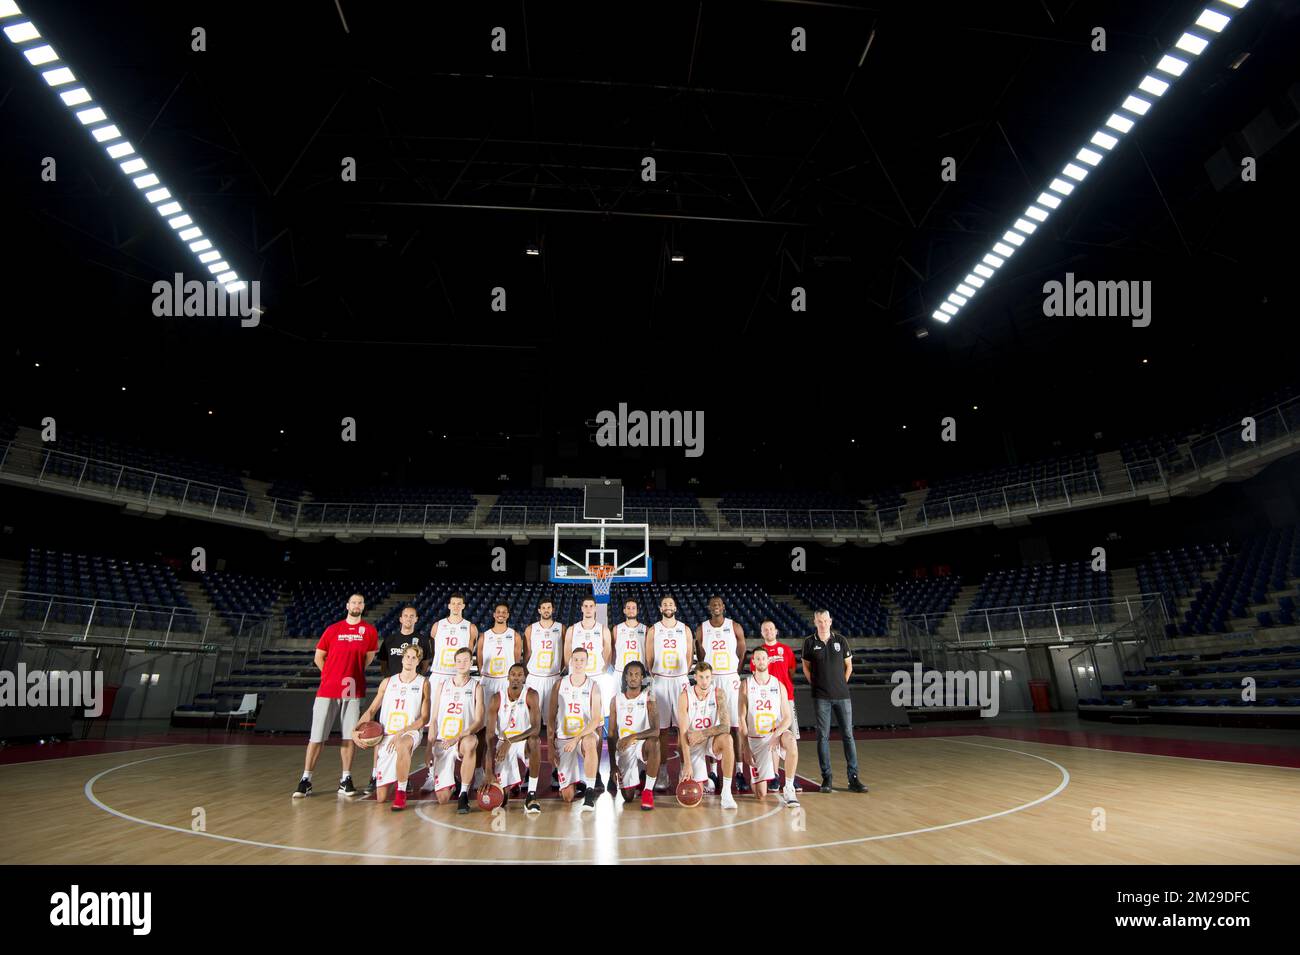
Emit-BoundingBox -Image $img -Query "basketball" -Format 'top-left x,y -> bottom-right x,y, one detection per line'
676,779 -> 703,808
353,721 -> 383,749
476,784 -> 505,812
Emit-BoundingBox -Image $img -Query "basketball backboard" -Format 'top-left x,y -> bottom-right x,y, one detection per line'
548,521 -> 651,588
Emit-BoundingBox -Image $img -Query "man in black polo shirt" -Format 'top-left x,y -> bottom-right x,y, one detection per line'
801,609 -> 866,794
378,606 -> 433,678
365,605 -> 433,796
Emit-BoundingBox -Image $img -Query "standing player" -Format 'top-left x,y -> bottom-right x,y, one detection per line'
645,593 -> 690,793
564,597 -> 611,790
422,593 -> 479,792
695,595 -> 748,793
738,646 -> 800,807
608,597 -> 647,794
522,596 -> 564,790
609,660 -> 660,810
294,594 -> 378,798
366,605 -> 432,796
748,619 -> 799,788
676,662 -> 738,810
478,602 -> 521,709
356,645 -> 430,811
486,663 -> 543,814
548,647 -> 603,812
428,647 -> 485,814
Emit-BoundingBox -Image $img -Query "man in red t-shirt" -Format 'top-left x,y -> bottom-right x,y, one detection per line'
746,619 -> 800,782
294,593 -> 379,798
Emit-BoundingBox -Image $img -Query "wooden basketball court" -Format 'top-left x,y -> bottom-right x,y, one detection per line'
3,731 -> 1297,864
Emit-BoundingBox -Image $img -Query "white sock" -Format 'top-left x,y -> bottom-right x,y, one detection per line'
583,775 -> 596,789
724,775 -> 733,794
340,771 -> 351,781
644,779 -> 655,794
527,775 -> 537,795
302,772 -> 312,781
396,781 -> 407,792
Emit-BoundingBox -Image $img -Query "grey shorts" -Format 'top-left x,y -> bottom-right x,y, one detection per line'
310,696 -> 361,743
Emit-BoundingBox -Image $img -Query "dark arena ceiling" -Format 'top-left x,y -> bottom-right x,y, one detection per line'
2,0 -> 1299,489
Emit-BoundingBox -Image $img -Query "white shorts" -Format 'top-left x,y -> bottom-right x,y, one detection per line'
309,696 -> 361,743
492,737 -> 529,788
525,673 -> 561,727
652,674 -> 690,728
429,737 -> 466,791
553,736 -> 591,790
594,670 -> 616,717
714,672 -> 741,728
480,677 -> 510,707
428,673 -> 454,695
684,734 -> 727,783
374,729 -> 423,787
746,734 -> 777,785
615,739 -> 647,787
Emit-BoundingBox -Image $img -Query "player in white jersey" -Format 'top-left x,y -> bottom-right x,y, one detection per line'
608,598 -> 647,795
612,598 -> 647,680
609,661 -> 660,811
738,646 -> 800,807
523,596 -> 564,789
547,647 -> 604,812
676,662 -> 738,810
478,602 -> 521,705
422,593 -> 479,793
564,597 -> 612,790
428,646 -> 484,814
486,664 -> 543,815
355,645 -> 430,811
695,595 -> 749,793
644,593 -> 690,792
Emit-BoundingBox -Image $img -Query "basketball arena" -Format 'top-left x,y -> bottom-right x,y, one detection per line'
0,0 -> 1296,929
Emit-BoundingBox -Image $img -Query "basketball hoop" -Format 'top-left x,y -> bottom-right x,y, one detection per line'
589,564 -> 616,600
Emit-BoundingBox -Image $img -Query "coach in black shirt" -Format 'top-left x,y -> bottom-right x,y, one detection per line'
378,606 -> 433,678
802,610 -> 866,794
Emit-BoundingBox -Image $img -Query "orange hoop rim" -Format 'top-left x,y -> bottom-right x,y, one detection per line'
588,563 -> 616,581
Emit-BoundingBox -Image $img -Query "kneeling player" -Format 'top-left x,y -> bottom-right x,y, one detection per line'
356,645 -> 431,811
548,647 -> 603,812
429,647 -> 484,814
609,661 -> 660,811
677,662 -> 737,810
738,646 -> 800,807
487,664 -> 543,815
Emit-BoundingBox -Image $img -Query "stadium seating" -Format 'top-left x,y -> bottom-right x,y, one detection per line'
486,487 -> 704,529
915,452 -> 1101,521
1172,526 -> 1299,636
199,572 -> 282,632
21,547 -> 202,632
962,560 -> 1112,633
790,582 -> 890,636
293,486 -> 476,526
892,575 -> 963,634
37,431 -> 248,508
716,490 -> 866,532
283,580 -> 397,637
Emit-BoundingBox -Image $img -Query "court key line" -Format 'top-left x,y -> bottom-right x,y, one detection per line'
82,737 -> 1069,863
